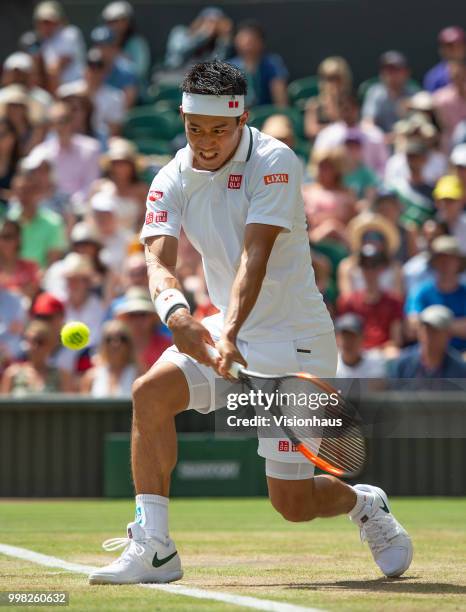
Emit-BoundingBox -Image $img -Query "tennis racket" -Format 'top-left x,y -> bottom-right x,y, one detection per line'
206,345 -> 366,478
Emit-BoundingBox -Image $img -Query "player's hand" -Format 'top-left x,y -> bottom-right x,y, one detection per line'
168,310 -> 217,367
215,336 -> 247,380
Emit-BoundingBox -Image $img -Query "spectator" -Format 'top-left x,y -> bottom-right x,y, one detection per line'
91,138 -> 147,231
362,51 -> 418,138
7,170 -> 67,269
29,101 -> 101,201
76,48 -> 125,142
102,1 -> 151,86
90,25 -> 138,108
337,243 -> 404,357
338,212 -> 404,296
424,27 -> 466,93
80,319 -> 138,396
405,236 -> 466,352
0,84 -> 45,155
1,52 -> 53,111
0,281 -> 26,371
403,218 -> 448,293
61,252 -> 106,347
449,142 -> 466,193
372,188 -> 418,262
343,129 -> 379,201
386,139 -> 435,227
335,313 -> 387,378
304,56 -> 352,141
313,93 -> 388,178
261,114 -> 295,149
1,319 -> 73,394
433,59 -> 466,152
433,175 -> 466,252
302,147 -> 357,245
231,20 -> 288,107
22,152 -> 70,219
33,0 -> 85,90
106,251 -> 147,318
88,191 -> 132,272
115,288 -> 172,373
385,113 -> 447,188
389,305 -> 466,380
0,118 -> 21,206
164,7 -> 233,72
43,221 -> 113,303
56,81 -> 96,138
0,218 -> 40,301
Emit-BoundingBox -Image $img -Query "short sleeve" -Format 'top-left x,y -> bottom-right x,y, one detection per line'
361,85 -> 380,120
246,148 -> 302,232
404,283 -> 428,315
139,162 -> 183,243
267,54 -> 289,81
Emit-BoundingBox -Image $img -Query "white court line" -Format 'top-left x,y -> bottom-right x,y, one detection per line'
0,543 -> 324,612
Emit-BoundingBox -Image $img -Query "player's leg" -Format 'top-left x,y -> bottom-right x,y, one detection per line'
89,348 -> 213,585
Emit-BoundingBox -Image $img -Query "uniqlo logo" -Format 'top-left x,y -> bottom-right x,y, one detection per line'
229,100 -> 239,109
278,440 -> 289,452
155,211 -> 168,222
148,190 -> 163,202
145,211 -> 154,224
264,174 -> 289,185
228,174 -> 243,189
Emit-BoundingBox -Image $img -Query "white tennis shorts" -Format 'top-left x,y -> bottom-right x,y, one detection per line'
157,318 -> 338,468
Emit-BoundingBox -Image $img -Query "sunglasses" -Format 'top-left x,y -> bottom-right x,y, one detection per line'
0,233 -> 18,241
104,334 -> 130,344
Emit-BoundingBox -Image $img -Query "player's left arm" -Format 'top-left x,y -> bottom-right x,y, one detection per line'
217,223 -> 282,376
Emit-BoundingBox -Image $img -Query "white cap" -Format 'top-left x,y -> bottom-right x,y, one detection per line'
450,143 -> 466,167
3,52 -> 33,73
56,80 -> 88,99
419,305 -> 454,330
102,1 -> 133,21
62,252 -> 94,277
33,1 -> 64,21
90,191 -> 117,213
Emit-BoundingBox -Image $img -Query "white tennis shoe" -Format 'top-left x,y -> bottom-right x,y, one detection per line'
89,522 -> 183,585
350,484 -> 413,577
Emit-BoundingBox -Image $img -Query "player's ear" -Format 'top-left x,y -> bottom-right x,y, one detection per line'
239,111 -> 249,128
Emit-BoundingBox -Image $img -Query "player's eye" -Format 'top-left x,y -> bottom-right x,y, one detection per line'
189,127 -> 201,134
214,130 -> 226,135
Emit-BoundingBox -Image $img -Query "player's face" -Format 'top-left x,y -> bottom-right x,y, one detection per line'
183,112 -> 248,171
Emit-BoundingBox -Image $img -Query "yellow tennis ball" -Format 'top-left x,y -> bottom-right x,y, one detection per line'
60,321 -> 90,350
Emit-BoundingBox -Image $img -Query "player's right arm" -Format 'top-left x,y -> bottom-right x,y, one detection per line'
141,163 -> 216,367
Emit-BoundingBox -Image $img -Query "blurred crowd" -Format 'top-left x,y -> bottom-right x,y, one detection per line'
1,1 -> 466,397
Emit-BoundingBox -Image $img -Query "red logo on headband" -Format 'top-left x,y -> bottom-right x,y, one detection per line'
228,174 -> 242,189
148,190 -> 163,202
229,100 -> 239,109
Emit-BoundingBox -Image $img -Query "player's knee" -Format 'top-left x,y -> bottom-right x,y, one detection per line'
132,373 -> 168,421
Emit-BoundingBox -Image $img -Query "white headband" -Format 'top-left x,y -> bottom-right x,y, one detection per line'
181,92 -> 245,117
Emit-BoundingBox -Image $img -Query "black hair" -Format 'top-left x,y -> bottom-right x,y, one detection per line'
236,19 -> 265,40
182,60 -> 247,96
0,118 -> 21,180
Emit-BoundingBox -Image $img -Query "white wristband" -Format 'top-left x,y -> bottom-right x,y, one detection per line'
154,288 -> 190,324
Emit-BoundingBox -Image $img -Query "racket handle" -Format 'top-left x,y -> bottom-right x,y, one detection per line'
205,344 -> 243,379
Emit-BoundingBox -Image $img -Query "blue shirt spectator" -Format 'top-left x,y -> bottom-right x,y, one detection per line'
389,343 -> 466,379
0,286 -> 27,365
231,20 -> 288,107
423,26 -> 466,93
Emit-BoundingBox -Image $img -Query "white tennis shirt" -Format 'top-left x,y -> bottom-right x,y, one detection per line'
140,126 -> 333,342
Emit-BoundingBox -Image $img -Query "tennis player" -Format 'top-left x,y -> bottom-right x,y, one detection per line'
89,61 -> 412,585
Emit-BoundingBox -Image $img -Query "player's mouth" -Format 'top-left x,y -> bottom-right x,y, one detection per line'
199,151 -> 218,161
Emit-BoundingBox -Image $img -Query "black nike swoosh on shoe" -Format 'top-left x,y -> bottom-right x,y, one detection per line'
152,551 -> 178,568
376,492 -> 390,513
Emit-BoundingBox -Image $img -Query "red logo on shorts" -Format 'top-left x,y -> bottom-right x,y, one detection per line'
291,443 -> 299,452
228,174 -> 243,189
278,440 -> 290,452
155,211 -> 168,222
145,211 -> 154,224
264,174 -> 289,185
148,190 -> 163,202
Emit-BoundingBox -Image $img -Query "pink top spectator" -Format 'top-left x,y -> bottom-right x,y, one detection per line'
433,84 -> 466,152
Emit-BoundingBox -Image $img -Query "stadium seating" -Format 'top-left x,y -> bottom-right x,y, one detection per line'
247,105 -> 305,140
122,106 -> 184,141
288,75 -> 319,109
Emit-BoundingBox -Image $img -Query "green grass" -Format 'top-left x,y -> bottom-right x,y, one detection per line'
0,498 -> 465,611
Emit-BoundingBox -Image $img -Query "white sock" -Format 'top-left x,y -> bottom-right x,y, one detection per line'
348,487 -> 374,519
135,494 -> 169,542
